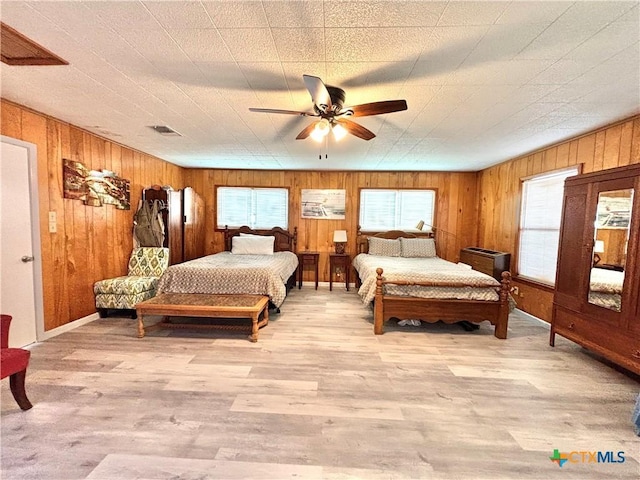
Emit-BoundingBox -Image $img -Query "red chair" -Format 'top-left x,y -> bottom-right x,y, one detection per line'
1,314 -> 33,410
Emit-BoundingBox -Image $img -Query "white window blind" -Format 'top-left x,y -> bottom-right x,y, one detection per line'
217,187 -> 288,229
359,189 -> 435,231
518,167 -> 578,285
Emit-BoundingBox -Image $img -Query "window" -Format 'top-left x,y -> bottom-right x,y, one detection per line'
359,189 -> 436,231
216,187 -> 288,229
518,167 -> 579,285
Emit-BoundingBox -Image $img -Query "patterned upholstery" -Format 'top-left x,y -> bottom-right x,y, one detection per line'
368,237 -> 402,257
400,237 -> 437,258
94,248 -> 169,311
128,247 -> 169,277
94,276 -> 158,295
94,291 -> 158,310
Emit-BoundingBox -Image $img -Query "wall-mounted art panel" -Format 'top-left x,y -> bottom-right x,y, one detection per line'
301,189 -> 345,219
63,159 -> 130,209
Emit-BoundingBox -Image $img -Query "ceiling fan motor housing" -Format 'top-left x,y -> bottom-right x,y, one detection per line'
325,85 -> 346,113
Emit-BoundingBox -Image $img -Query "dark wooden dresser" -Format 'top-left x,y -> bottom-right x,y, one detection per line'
459,247 -> 511,281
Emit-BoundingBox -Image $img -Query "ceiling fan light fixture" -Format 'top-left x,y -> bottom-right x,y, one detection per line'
310,118 -> 331,142
249,74 -> 407,142
332,123 -> 347,141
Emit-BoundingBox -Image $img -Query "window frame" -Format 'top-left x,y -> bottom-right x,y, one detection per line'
214,185 -> 290,231
357,187 -> 438,233
515,165 -> 581,287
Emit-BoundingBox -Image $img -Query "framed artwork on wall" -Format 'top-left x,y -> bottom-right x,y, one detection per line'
63,159 -> 130,209
301,189 -> 346,219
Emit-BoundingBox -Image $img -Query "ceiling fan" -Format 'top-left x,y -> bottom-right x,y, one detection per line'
249,74 -> 407,142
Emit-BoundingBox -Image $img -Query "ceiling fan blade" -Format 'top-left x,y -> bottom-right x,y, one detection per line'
296,122 -> 317,140
249,108 -> 315,116
348,100 -> 408,117
303,74 -> 332,112
335,119 -> 376,141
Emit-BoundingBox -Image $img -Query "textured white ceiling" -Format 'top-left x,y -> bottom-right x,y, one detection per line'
1,1 -> 638,171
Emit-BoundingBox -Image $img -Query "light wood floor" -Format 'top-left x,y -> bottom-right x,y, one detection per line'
2,287 -> 639,479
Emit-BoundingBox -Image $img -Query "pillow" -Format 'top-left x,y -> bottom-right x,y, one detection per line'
368,237 -> 402,257
401,237 -> 437,258
231,236 -> 275,255
239,232 -> 263,237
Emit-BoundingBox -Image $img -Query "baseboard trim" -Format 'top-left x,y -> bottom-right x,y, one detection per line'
515,308 -> 549,328
38,312 -> 100,341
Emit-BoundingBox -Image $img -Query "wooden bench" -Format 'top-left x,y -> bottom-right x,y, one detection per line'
135,293 -> 269,342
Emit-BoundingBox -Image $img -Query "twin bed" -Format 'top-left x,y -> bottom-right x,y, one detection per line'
154,226 -> 511,339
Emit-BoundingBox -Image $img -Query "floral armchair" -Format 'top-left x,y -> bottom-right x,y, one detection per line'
94,247 -> 169,318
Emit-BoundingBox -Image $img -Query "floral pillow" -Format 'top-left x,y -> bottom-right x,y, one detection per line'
368,237 -> 402,257
400,237 -> 437,258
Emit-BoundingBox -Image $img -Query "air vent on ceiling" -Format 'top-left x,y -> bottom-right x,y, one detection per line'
149,125 -> 182,137
1,22 -> 68,66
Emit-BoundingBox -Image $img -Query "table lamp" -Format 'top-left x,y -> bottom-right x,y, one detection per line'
594,240 -> 605,265
333,230 -> 347,254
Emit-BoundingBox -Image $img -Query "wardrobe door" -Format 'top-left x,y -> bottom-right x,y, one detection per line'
183,187 -> 205,261
554,182 -> 590,311
626,177 -> 640,337
167,190 -> 184,265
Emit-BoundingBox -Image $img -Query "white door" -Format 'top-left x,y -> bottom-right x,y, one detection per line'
0,140 -> 38,347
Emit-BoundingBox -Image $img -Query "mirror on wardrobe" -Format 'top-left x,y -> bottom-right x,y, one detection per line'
588,188 -> 634,311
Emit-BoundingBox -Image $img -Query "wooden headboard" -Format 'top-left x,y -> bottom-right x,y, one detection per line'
356,227 -> 436,254
224,226 -> 298,252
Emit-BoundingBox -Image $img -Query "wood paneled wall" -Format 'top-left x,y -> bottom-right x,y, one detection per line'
5,97 -> 638,331
184,169 -> 479,283
477,115 -> 640,322
1,100 -> 185,331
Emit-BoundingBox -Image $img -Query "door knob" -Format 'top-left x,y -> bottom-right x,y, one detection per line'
21,256 -> 34,263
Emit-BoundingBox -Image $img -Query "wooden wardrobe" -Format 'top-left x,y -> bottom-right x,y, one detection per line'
142,186 -> 205,265
551,164 -> 640,374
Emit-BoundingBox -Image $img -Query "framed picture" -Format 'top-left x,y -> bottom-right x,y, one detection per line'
596,189 -> 632,229
301,189 -> 346,219
63,159 -> 130,210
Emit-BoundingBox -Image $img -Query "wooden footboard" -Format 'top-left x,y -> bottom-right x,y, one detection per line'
373,268 -> 511,339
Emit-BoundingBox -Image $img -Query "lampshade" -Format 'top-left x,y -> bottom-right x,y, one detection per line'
333,230 -> 347,243
594,240 -> 605,253
332,123 -> 348,141
310,119 -> 331,142
416,220 -> 425,231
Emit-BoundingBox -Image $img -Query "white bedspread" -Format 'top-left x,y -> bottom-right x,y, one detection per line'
353,254 -> 502,304
157,251 -> 299,307
588,267 -> 623,310
589,267 -> 624,294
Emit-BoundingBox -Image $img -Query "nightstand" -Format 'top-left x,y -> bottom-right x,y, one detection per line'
298,251 -> 319,289
329,253 -> 351,291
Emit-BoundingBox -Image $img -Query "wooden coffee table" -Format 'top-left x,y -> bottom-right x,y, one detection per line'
136,293 -> 269,342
